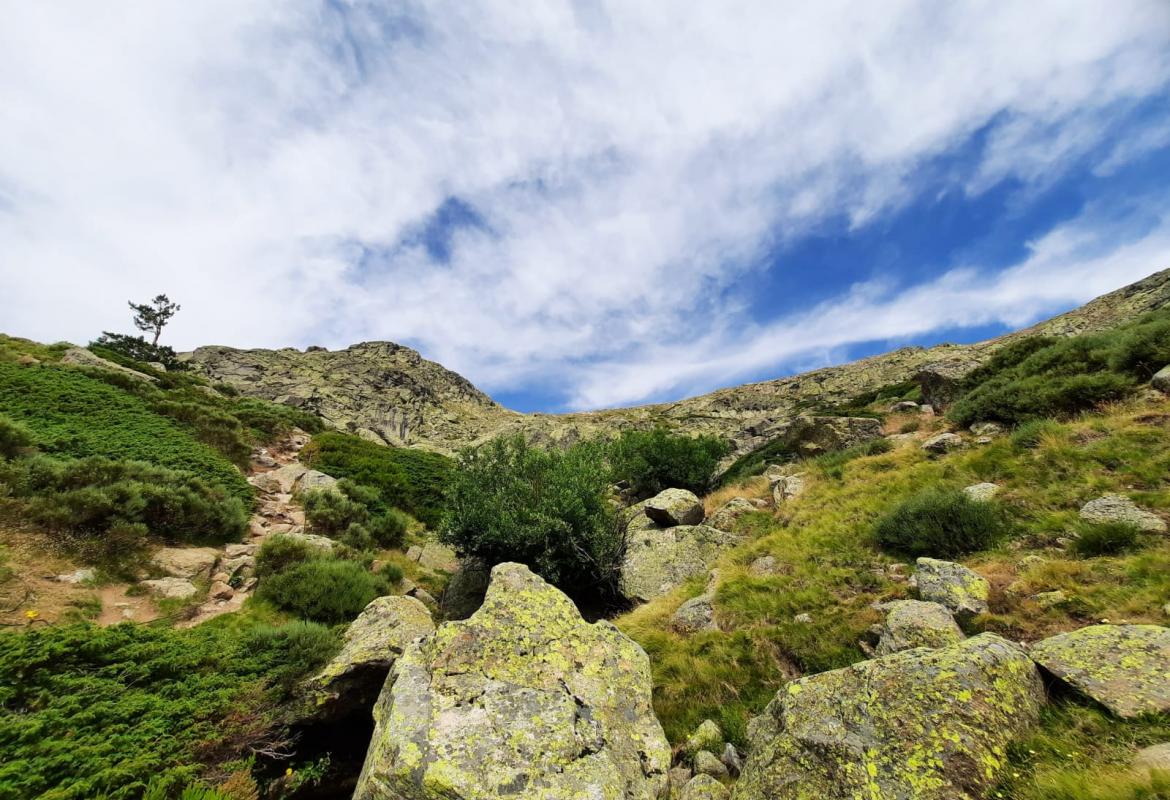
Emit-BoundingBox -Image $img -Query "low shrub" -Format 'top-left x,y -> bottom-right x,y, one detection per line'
91,332 -> 184,371
257,558 -> 389,624
0,415 -> 33,459
302,480 -> 409,550
441,435 -> 621,598
1010,419 -> 1063,450
874,487 -> 1011,557
1071,522 -> 1142,557
608,427 -> 730,497
255,536 -> 316,578
375,561 -> 405,584
898,420 -> 921,434
242,621 -> 340,692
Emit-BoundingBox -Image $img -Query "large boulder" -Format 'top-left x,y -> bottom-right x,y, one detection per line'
916,359 -> 980,409
771,474 -> 806,505
305,595 -> 434,719
733,634 -> 1044,800
294,469 -> 338,494
1151,365 -> 1170,393
875,600 -> 964,655
913,557 -> 989,619
621,525 -> 739,603
416,542 -> 459,572
706,497 -> 757,532
644,489 -> 705,527
140,577 -> 198,599
1078,494 -> 1167,533
60,347 -> 156,382
921,432 -> 964,454
680,774 -> 729,800
440,557 -> 491,620
265,462 -> 309,493
762,415 -> 883,459
1029,624 -> 1170,719
151,547 -> 221,580
353,563 -> 671,800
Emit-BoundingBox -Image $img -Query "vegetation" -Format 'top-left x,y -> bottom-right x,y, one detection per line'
949,311 -> 1170,427
301,432 -> 452,528
128,293 -> 181,347
0,618 -> 338,800
302,480 -> 410,550
0,415 -> 33,459
254,535 -> 315,579
1070,521 -> 1143,558
608,427 -> 729,497
442,435 -> 621,598
873,487 -> 1011,558
256,557 -> 390,625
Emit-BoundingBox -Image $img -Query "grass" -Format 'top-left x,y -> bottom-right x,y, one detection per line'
616,392 -> 1170,775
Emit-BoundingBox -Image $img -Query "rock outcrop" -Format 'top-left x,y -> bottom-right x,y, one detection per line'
733,634 -> 1044,800
706,498 -> 757,532
644,489 -> 705,527
621,525 -> 739,603
1029,624 -> 1170,718
1078,494 -> 1167,533
912,557 -> 990,619
354,563 -> 671,800
874,600 -> 964,655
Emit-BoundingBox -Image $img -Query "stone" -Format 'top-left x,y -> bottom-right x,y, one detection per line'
793,613 -> 812,624
919,404 -> 935,416
875,600 -> 964,655
733,634 -> 1044,800
706,497 -> 757,532
54,568 -> 95,584
406,545 -> 423,561
771,474 -> 806,505
1163,603 -> 1170,618
1032,590 -> 1068,609
684,719 -> 723,757
620,525 -> 739,603
408,587 -> 437,606
644,488 -> 705,527
889,400 -> 921,412
209,581 -> 234,600
440,558 -> 492,620
211,571 -> 230,584
720,744 -> 743,778
265,463 -> 309,493
276,531 -> 336,552
416,542 -> 458,572
969,421 -> 1004,437
141,577 -> 198,599
151,547 -> 220,580
294,469 -> 338,494
1133,743 -> 1170,774
1029,624 -> 1170,718
353,563 -> 670,800
749,555 -> 778,576
914,557 -> 990,619
60,347 -> 156,382
16,354 -> 39,366
306,595 -> 434,719
963,482 -> 1001,502
681,775 -> 729,800
921,431 -> 964,454
916,360 -> 981,409
668,766 -> 693,793
672,593 -> 718,634
253,454 -> 278,468
1079,494 -> 1167,533
224,543 -> 257,558
1151,365 -> 1170,393
693,751 -> 729,780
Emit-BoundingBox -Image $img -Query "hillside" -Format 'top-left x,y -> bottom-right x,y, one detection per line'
183,268 -> 1170,459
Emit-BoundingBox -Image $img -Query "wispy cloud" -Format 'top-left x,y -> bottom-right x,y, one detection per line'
1,1 -> 1168,410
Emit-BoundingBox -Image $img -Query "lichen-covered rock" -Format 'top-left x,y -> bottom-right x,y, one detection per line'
1079,494 -> 1167,533
440,557 -> 491,620
1133,742 -> 1170,773
1029,624 -> 1170,718
672,592 -> 718,634
733,633 -> 1044,800
306,595 -> 434,719
749,555 -> 779,576
707,497 -> 757,532
294,469 -> 337,494
720,744 -> 743,778
620,525 -> 739,603
60,346 -> 156,382
1151,365 -> 1170,393
921,432 -> 964,454
914,557 -> 989,619
681,774 -> 729,800
276,531 -> 336,552
645,489 -> 705,527
151,547 -> 220,580
684,719 -> 723,758
353,562 -> 670,800
771,474 -> 806,505
962,482 -> 1000,502
875,600 -> 964,655
693,751 -> 729,780
416,542 -> 459,572
265,462 -> 309,493
140,577 -> 198,599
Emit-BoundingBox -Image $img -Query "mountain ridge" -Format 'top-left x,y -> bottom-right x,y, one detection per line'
182,267 -> 1170,457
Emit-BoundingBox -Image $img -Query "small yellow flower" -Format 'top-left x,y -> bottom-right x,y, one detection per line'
24,609 -> 38,620
286,767 -> 293,776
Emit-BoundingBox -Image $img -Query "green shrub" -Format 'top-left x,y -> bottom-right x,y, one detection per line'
441,435 -> 621,598
302,432 -> 453,527
257,558 -> 389,624
1071,522 -> 1142,557
1011,419 -> 1064,450
898,420 -> 920,434
375,561 -> 405,584
608,427 -> 729,497
0,415 -> 34,459
874,488 -> 1011,557
812,438 -> 893,480
302,483 -> 370,535
242,621 -> 339,692
0,620 -> 335,799
255,535 -> 316,578
90,332 -> 183,371
302,480 -> 408,550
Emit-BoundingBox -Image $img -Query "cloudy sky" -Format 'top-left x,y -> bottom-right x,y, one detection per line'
3,2 -> 1170,412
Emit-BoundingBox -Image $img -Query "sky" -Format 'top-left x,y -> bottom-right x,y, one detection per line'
2,2 -> 1170,413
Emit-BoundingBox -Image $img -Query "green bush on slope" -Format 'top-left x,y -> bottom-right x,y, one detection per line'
256,558 -> 390,625
873,487 -> 1011,558
608,427 -> 729,497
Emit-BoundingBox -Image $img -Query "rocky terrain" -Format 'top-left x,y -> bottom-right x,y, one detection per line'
183,269 -> 1170,459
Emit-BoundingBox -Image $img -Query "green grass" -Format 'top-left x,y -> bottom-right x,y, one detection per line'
617,394 -> 1170,763
301,432 -> 453,528
0,616 -> 338,800
0,361 -> 250,502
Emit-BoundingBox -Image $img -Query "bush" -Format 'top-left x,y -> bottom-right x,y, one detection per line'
302,483 -> 370,535
441,435 -> 622,598
302,480 -> 409,550
90,332 -> 183,371
301,432 -> 453,527
608,427 -> 729,497
874,488 -> 1011,558
375,561 -> 405,584
242,621 -> 340,692
257,558 -> 389,624
255,535 -> 316,578
1010,419 -> 1063,450
0,415 -> 33,459
898,420 -> 921,434
1071,522 -> 1142,557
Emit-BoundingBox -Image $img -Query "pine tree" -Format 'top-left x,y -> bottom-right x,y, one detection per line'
128,294 -> 180,346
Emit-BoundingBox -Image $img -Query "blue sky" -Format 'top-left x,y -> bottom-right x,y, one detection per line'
3,2 -> 1170,413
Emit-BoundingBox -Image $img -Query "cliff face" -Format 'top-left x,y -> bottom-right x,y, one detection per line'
183,268 -> 1170,457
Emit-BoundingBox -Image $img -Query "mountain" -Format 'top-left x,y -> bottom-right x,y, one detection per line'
183,267 -> 1170,457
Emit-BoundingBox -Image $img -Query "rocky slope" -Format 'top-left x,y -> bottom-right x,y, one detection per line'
183,268 -> 1170,458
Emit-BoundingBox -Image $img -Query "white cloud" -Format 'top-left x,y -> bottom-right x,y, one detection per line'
1,1 -> 1168,409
